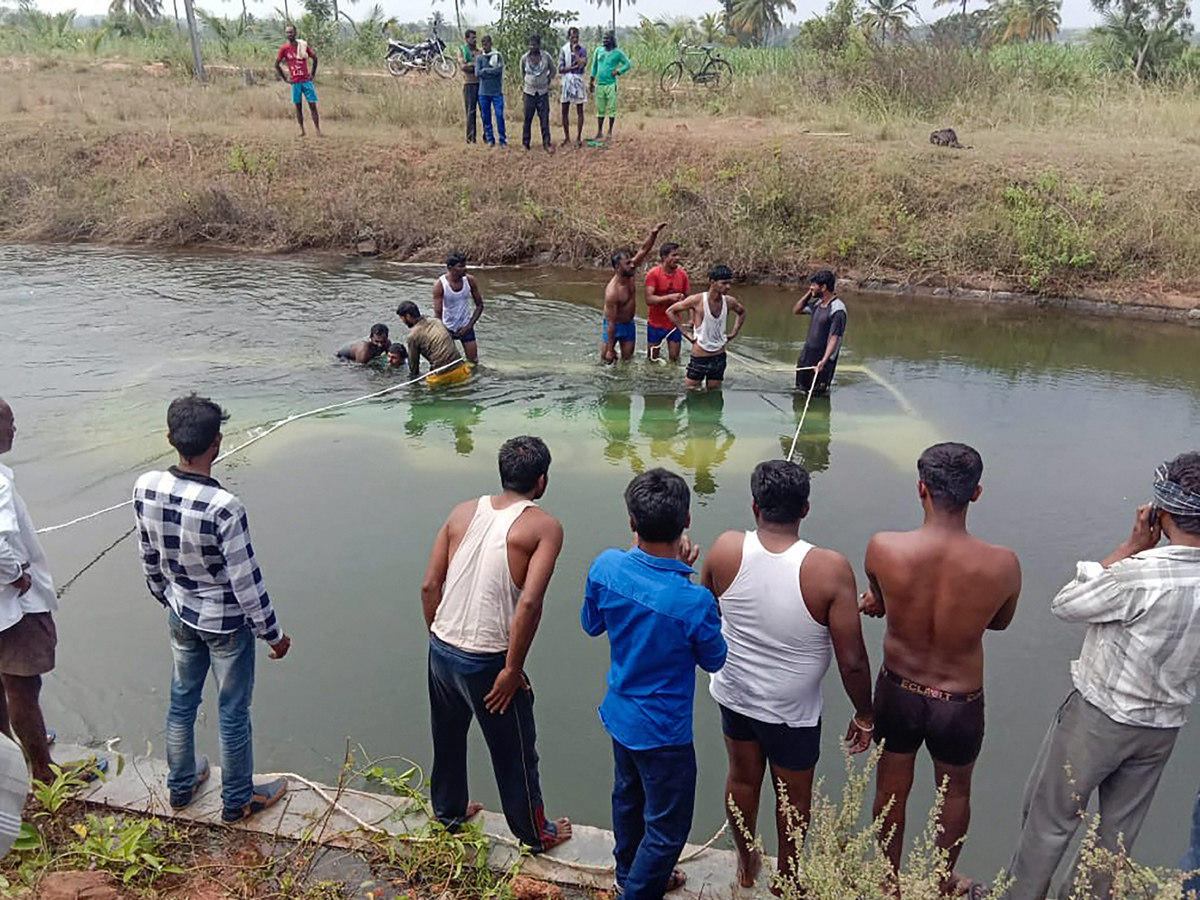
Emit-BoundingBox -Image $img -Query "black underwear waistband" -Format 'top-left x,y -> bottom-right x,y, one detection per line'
880,667 -> 983,704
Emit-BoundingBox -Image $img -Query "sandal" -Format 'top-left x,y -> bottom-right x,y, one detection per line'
45,729 -> 55,747
64,756 -> 108,784
169,755 -> 210,810
222,777 -> 288,823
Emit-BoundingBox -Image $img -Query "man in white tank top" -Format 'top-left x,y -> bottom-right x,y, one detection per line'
701,460 -> 874,891
422,436 -> 572,852
666,264 -> 746,390
433,252 -> 485,363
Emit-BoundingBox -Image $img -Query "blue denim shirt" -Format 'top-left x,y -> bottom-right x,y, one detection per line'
582,547 -> 727,751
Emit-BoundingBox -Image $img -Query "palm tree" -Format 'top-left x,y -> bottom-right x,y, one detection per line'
859,0 -> 915,43
992,0 -> 1060,41
109,0 -> 163,20
698,11 -> 723,42
729,0 -> 796,45
590,0 -> 638,34
932,0 -> 975,20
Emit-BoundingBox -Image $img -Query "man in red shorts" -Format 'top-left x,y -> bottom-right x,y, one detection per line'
644,242 -> 689,363
274,24 -> 320,137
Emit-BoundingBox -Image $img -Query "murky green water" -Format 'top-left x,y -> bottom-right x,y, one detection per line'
4,244 -> 1199,876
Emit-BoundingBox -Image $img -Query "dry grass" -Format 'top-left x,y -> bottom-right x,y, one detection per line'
2,58 -> 1200,301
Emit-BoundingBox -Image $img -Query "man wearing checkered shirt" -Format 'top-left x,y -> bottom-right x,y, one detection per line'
1005,451 -> 1200,900
134,395 -> 292,823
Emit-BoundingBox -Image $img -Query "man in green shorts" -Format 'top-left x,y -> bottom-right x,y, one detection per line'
589,32 -> 630,143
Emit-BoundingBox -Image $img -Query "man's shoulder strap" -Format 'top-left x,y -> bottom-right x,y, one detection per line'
830,297 -> 847,315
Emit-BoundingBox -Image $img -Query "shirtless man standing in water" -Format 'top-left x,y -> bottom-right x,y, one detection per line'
601,223 -> 666,363
860,442 -> 1021,897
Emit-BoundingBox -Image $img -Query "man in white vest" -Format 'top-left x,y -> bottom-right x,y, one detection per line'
433,252 -> 485,363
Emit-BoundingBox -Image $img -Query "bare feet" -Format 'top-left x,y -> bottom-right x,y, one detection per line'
539,817 -> 573,851
666,869 -> 687,892
465,801 -> 484,819
737,849 -> 761,888
947,875 -> 987,899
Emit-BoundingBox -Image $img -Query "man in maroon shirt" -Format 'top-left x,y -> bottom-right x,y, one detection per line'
644,242 -> 689,363
274,25 -> 320,136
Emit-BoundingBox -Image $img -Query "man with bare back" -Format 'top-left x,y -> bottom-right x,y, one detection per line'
422,435 -> 572,853
601,223 -> 666,364
860,442 -> 1021,897
667,265 -> 747,390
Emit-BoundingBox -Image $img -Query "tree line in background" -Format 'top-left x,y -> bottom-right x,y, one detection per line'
0,0 -> 1195,82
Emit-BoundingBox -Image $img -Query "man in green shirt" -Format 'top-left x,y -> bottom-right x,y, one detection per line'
589,31 -> 631,143
460,29 -> 480,144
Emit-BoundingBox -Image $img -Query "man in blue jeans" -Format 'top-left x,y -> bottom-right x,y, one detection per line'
475,35 -> 506,147
583,468 -> 727,899
134,394 -> 292,822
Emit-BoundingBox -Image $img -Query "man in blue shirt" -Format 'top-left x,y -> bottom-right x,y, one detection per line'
582,468 -> 727,900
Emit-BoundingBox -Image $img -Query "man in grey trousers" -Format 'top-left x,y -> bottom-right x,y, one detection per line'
1004,451 -> 1200,900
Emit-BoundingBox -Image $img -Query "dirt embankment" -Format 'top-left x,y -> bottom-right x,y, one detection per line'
3,61 -> 1200,314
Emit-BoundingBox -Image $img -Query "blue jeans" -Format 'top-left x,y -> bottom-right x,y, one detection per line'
428,635 -> 551,850
611,739 -> 696,900
166,610 -> 256,813
479,93 -> 506,146
1184,788 -> 1200,894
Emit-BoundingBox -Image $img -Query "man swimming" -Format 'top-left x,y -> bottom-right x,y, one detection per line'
601,222 -> 667,364
433,252 -> 485,363
396,301 -> 471,386
335,324 -> 390,364
860,443 -> 1022,896
667,265 -> 746,390
386,343 -> 409,369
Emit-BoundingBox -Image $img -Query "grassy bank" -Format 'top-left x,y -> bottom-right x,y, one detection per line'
3,57 -> 1200,305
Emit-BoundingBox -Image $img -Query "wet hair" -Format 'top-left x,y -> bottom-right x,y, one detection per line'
751,460 -> 810,524
611,250 -> 631,269
464,28 -> 476,38
167,394 -> 228,459
625,468 -> 690,543
370,323 -> 390,338
446,251 -> 467,268
659,242 -> 680,260
499,436 -> 551,494
396,301 -> 420,319
917,442 -> 983,511
1166,451 -> 1200,535
811,269 -> 836,291
387,342 -> 408,358
709,264 -> 733,282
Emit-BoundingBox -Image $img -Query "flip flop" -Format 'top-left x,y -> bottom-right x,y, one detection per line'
169,755 -> 210,810
222,777 -> 288,824
45,729 -> 55,747
64,756 -> 108,784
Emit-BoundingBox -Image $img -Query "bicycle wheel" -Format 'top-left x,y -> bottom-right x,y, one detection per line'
659,61 -> 684,93
707,58 -> 733,92
433,53 -> 457,78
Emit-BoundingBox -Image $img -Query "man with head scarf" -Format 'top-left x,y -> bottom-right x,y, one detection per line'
1005,451 -> 1200,900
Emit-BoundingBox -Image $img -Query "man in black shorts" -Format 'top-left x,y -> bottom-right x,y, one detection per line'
859,443 -> 1021,896
667,265 -> 746,390
793,270 -> 846,395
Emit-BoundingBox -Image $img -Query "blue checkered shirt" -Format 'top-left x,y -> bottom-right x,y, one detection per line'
133,468 -> 281,644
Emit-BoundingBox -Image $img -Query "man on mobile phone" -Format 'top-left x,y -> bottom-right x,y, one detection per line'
1005,452 -> 1200,900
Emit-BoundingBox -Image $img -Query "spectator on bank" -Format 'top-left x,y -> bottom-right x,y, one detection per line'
589,31 -> 630,143
520,34 -> 554,152
476,35 -> 507,148
422,436 -> 572,852
274,24 -> 320,137
133,395 -> 292,822
460,29 -> 480,145
1004,452 -> 1200,900
582,468 -> 727,899
702,460 -> 875,890
558,27 -> 588,147
0,398 -> 93,787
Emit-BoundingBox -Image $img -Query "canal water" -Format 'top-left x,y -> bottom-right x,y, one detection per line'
3,244 -> 1199,878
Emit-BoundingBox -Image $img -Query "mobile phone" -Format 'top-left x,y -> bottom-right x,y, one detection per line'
1148,505 -> 1160,528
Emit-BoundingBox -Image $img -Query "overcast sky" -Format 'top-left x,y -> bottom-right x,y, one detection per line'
43,0 -> 1104,31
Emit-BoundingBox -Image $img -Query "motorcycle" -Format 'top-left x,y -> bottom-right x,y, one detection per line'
384,33 -> 457,78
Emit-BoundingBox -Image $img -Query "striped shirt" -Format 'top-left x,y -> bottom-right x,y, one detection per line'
133,468 -> 281,644
1052,545 -> 1200,728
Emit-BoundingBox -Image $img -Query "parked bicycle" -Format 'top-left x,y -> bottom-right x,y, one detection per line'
659,43 -> 733,93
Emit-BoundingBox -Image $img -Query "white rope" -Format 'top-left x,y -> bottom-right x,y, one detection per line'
260,770 -> 729,873
36,359 -> 466,534
786,367 -> 820,463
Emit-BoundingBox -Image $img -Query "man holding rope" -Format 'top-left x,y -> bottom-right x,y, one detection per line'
667,265 -> 746,390
397,301 -> 471,387
793,270 -> 846,396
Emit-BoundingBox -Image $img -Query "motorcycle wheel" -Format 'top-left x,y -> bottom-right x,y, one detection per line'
386,57 -> 408,77
433,54 -> 456,79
